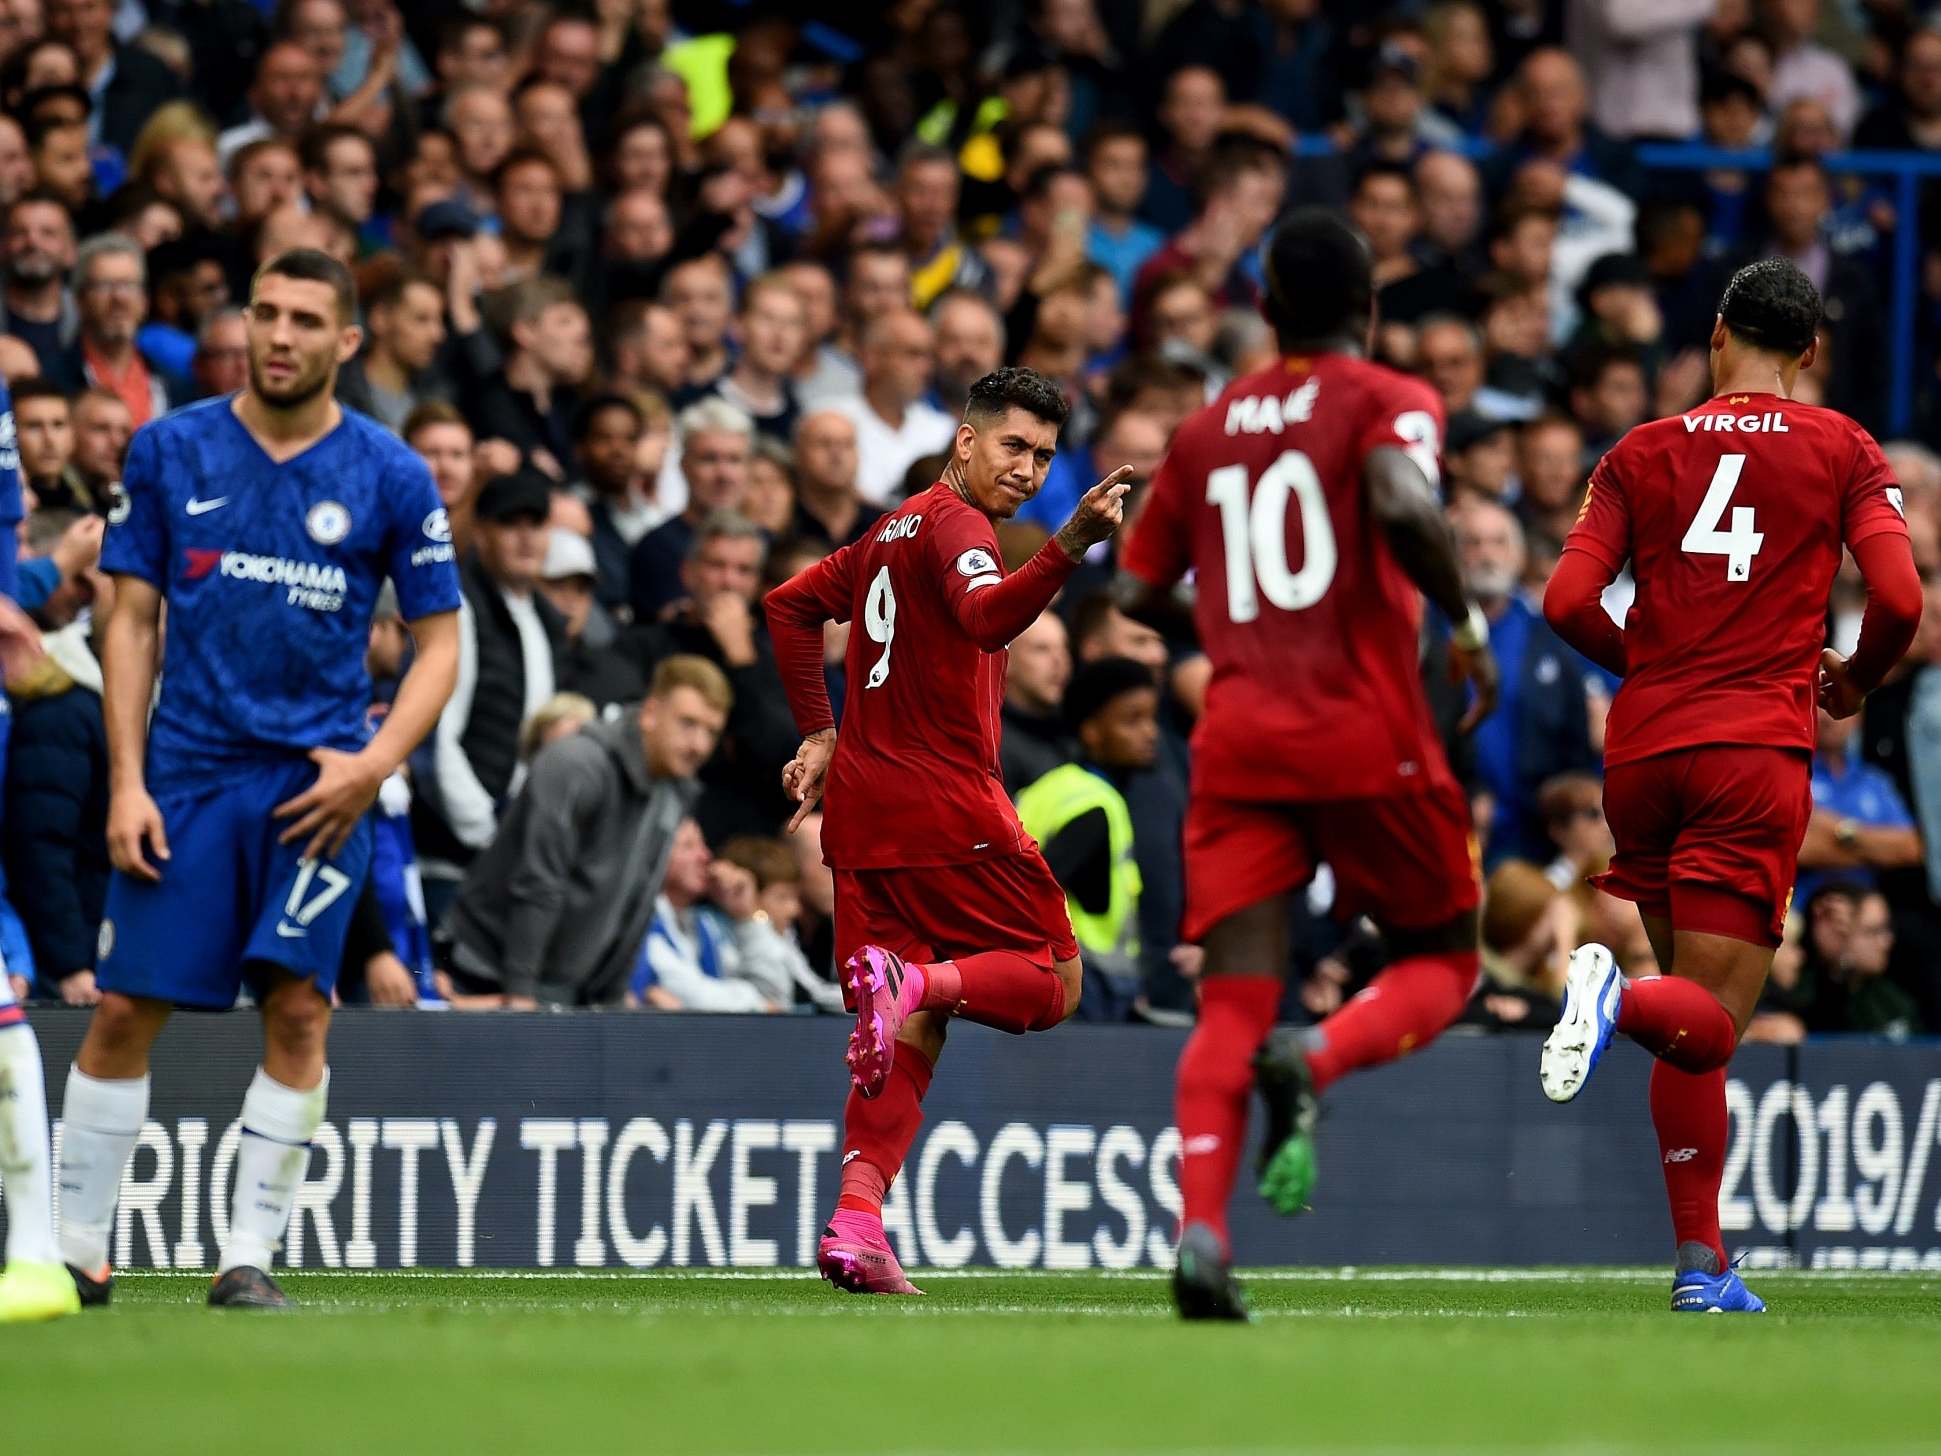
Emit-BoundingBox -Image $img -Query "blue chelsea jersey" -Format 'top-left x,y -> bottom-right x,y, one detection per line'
99,399 -> 462,791
0,375 -> 21,601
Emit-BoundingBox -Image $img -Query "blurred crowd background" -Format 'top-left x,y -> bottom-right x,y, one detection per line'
4,0 -> 1941,1039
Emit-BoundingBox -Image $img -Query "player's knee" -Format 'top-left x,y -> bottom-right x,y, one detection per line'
1040,956 -> 1084,1028
261,983 -> 331,1055
78,993 -> 168,1073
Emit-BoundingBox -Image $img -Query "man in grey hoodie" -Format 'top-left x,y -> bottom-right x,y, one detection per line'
442,654 -> 732,1007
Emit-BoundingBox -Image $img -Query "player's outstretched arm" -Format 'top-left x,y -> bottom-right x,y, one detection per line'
101,574 -> 170,882
951,468 -> 1134,652
1365,447 -> 1498,732
1821,532 -> 1923,719
276,609 -> 459,861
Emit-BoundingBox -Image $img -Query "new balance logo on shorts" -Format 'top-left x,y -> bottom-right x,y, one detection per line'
1665,1147 -> 1698,1163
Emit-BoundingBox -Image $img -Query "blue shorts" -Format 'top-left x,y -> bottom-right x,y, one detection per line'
98,759 -> 372,1010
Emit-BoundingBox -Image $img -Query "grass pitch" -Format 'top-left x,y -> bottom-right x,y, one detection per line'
9,1268 -> 1941,1455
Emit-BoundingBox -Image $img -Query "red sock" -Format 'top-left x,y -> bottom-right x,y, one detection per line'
1650,1061 -> 1728,1271
1174,976 -> 1283,1253
1304,950 -> 1478,1095
1618,976 -> 1737,1071
836,1047 -> 935,1216
917,951 -> 1064,1033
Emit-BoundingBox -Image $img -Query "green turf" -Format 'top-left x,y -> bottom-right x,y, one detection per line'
8,1269 -> 1941,1455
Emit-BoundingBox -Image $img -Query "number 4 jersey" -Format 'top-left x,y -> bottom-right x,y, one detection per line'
1565,391 -> 1908,767
1121,353 -> 1453,803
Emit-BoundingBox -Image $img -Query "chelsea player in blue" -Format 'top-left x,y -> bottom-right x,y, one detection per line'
0,373 -> 82,1323
56,250 -> 461,1309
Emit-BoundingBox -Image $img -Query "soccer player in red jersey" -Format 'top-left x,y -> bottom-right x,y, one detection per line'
1115,210 -> 1501,1320
1541,257 -> 1923,1313
765,366 -> 1131,1295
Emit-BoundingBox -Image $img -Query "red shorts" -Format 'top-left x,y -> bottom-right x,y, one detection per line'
1182,782 -> 1481,942
1598,745 -> 1812,948
833,849 -> 1079,970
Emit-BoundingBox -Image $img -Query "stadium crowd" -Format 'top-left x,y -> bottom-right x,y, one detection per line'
3,0 -> 1941,1038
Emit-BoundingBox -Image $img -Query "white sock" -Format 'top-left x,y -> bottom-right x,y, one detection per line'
56,1066 -> 149,1272
0,1024 -> 60,1265
218,1067 -> 328,1275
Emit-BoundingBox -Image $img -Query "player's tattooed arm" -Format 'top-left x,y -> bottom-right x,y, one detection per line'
1051,466 -> 1135,563
1366,446 -> 1499,733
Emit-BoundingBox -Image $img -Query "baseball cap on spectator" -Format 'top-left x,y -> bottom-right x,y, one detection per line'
1447,411 -> 1514,455
415,197 -> 480,241
541,526 -> 597,583
475,470 -> 553,524
1063,655 -> 1156,733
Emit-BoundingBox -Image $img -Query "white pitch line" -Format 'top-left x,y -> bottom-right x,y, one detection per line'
110,1266 -> 1935,1283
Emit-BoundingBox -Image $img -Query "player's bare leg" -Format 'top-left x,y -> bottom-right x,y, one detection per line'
210,969 -> 332,1309
1254,910 -> 1481,1216
56,992 -> 173,1302
821,956 -> 1081,1295
0,994 -> 80,1322
1552,912 -> 1767,1310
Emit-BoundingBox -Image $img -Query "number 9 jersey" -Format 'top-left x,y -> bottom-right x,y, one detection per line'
1565,392 -> 1908,767
1121,354 -> 1453,804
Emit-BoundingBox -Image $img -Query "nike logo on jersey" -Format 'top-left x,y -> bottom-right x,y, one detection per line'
274,921 -> 308,939
186,496 -> 230,515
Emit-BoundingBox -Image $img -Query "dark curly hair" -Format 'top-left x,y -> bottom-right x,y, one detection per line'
964,366 -> 1070,429
1718,256 -> 1822,358
1263,207 -> 1374,346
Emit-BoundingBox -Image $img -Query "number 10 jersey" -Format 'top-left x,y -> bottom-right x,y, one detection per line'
1121,353 -> 1453,804
1565,392 -> 1907,768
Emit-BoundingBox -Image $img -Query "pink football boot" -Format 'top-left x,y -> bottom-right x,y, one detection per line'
840,944 -> 922,1099
817,1210 -> 923,1295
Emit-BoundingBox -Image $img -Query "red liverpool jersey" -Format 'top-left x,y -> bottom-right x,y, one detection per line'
1121,353 -> 1453,803
766,481 -> 1079,870
1565,392 -> 1908,766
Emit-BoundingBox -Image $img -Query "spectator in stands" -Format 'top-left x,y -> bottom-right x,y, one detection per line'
1517,415 -> 1588,544
1414,150 -> 1486,276
0,191 -> 76,369
717,835 -> 844,1012
445,83 -> 516,202
1453,495 -> 1597,862
468,274 -> 592,476
1085,121 -> 1163,299
27,116 -> 93,217
630,397 -> 752,620
1133,136 -> 1283,329
1566,344 -> 1648,458
1019,657 -> 1160,1022
928,288 -> 1004,416
404,402 -> 480,558
789,409 -> 880,550
1566,0 -> 1709,141
67,387 -> 130,502
338,272 -> 445,432
216,40 -> 325,165
661,251 -> 733,396
1002,609 -> 1073,794
630,511 -> 799,842
535,526 -> 643,711
299,123 -> 380,232
415,469 -> 563,922
1854,26 -> 1941,152
1445,412 -> 1517,502
228,137 -> 303,229
1799,708 -> 1924,899
896,142 -> 985,310
50,234 -> 184,423
46,0 -> 183,158
711,272 -> 804,444
606,299 -> 688,400
1816,890 -> 1923,1037
444,656 -> 731,1010
141,134 -> 225,234
141,236 -> 231,379
3,560 -> 108,1004
567,392 -> 653,614
1416,314 -> 1537,422
10,378 -> 84,514
1347,40 -> 1467,165
1142,65 -> 1225,234
633,817 -> 792,1012
1494,48 -> 1639,192
1766,0 -> 1860,142
831,309 -> 955,507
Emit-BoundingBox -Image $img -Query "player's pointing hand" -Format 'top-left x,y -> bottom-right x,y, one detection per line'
1053,465 -> 1135,561
274,747 -> 385,862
